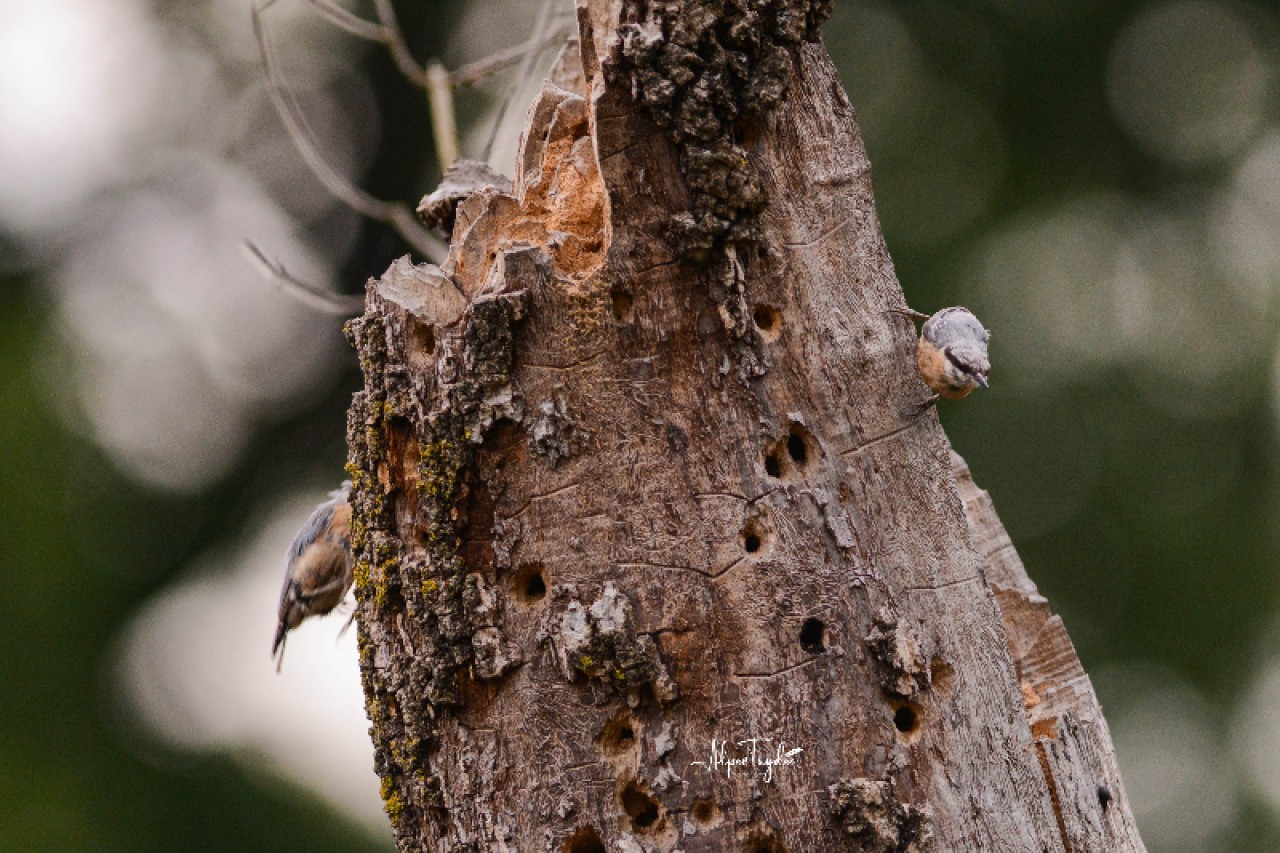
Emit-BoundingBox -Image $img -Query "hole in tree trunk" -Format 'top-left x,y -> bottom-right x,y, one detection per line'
620,781 -> 660,831
563,826 -> 606,853
742,518 -> 766,554
764,446 -> 784,477
690,798 -> 719,826
512,562 -> 547,604
752,304 -> 781,341
786,432 -> 807,466
595,712 -> 639,756
799,618 -> 825,652
611,287 -> 635,322
892,700 -> 923,740
764,423 -> 818,479
743,832 -> 786,852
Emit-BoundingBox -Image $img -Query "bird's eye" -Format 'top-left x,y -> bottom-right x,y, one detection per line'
944,349 -> 974,374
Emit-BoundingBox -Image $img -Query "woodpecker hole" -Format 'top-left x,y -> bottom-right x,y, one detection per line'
620,782 -> 660,831
733,114 -> 765,147
800,618 -> 826,652
764,423 -> 818,479
1098,785 -> 1113,811
406,322 -> 437,376
563,827 -> 606,853
742,519 -> 766,555
690,798 -> 719,826
752,304 -> 781,341
892,701 -> 923,739
743,833 -> 786,853
611,288 -> 635,322
764,446 -> 784,478
512,563 -> 547,604
786,432 -> 807,466
409,321 -> 436,356
596,713 -> 638,756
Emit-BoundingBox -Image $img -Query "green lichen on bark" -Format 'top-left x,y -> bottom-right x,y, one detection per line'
344,311 -> 423,843
611,0 -> 833,260
344,273 -> 528,845
574,630 -> 660,690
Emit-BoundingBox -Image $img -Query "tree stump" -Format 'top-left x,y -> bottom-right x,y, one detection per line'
344,1 -> 1146,849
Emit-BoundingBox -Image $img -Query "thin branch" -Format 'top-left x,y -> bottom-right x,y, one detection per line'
298,0 -> 427,86
483,0 -> 560,162
448,20 -> 576,87
427,61 -> 459,172
373,0 -> 428,87
300,0 -> 386,41
242,240 -> 367,316
253,1 -> 446,262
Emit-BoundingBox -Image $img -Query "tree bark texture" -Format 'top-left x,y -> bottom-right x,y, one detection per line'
344,1 -> 1146,850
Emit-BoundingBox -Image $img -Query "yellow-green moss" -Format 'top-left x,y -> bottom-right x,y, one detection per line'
353,557 -> 372,590
380,775 -> 405,822
373,555 -> 400,610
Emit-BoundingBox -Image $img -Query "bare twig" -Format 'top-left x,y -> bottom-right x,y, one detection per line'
242,240 -> 367,316
298,0 -> 427,86
483,0 -> 561,162
373,0 -> 428,87
299,0 -> 385,41
253,0 -> 446,262
448,21 -> 576,86
426,61 -> 459,173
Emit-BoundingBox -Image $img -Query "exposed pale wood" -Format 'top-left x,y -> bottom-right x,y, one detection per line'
953,452 -> 1144,852
344,2 -> 1146,850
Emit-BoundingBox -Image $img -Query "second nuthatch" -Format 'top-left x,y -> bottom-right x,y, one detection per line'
272,481 -> 354,671
892,306 -> 991,400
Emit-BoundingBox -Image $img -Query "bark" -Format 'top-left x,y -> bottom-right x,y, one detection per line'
344,1 -> 1145,850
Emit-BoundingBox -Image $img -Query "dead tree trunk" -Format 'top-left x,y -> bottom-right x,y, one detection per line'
344,1 -> 1146,850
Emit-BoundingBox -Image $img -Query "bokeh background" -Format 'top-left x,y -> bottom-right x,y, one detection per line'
2,0 -> 1277,849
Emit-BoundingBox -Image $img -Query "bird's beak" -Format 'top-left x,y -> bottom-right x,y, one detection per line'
975,373 -> 989,389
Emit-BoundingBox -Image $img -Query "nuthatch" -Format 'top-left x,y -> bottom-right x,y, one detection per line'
273,481 -> 354,671
892,306 -> 991,400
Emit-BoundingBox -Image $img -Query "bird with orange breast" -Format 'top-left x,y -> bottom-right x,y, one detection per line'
891,306 -> 991,401
272,481 -> 354,671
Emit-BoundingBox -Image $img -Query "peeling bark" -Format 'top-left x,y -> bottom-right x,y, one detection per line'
344,2 -> 1145,850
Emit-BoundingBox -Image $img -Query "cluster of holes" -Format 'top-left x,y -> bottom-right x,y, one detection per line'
764,424 -> 815,479
512,562 -> 547,603
892,700 -> 923,738
799,618 -> 825,653
752,304 -> 781,341
620,782 -> 660,831
563,827 -> 606,853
